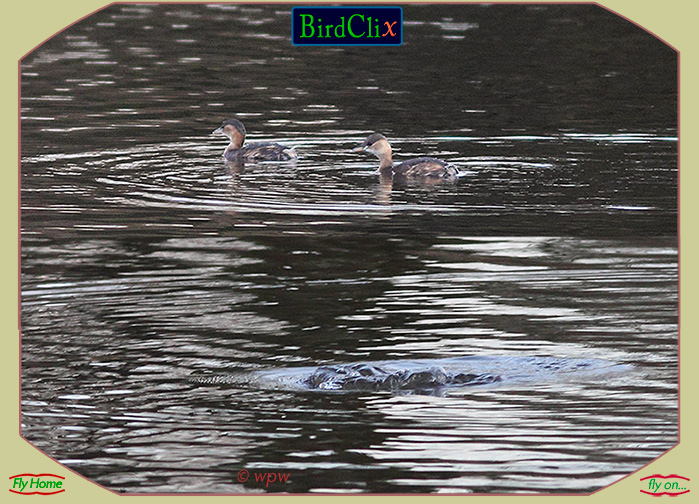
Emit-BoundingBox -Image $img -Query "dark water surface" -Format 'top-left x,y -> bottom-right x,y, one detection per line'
20,3 -> 677,494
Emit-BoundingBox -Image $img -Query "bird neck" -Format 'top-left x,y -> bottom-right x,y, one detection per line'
378,153 -> 393,173
225,130 -> 245,152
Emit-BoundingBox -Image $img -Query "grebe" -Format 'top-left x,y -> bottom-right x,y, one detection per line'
212,118 -> 297,162
353,133 -> 459,179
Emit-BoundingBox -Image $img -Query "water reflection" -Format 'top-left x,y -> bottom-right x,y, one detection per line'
21,3 -> 676,495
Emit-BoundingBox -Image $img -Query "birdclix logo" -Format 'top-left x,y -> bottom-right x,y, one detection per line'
292,6 -> 403,46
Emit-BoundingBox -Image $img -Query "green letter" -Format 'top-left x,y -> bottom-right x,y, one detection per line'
300,14 -> 314,38
335,17 -> 346,38
348,14 -> 365,38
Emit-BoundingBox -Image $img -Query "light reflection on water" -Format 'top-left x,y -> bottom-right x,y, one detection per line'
20,3 -> 676,495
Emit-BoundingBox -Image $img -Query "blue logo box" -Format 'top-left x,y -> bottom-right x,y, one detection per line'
292,6 -> 403,46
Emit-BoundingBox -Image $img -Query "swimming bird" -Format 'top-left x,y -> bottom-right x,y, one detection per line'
353,133 -> 458,179
212,118 -> 297,162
